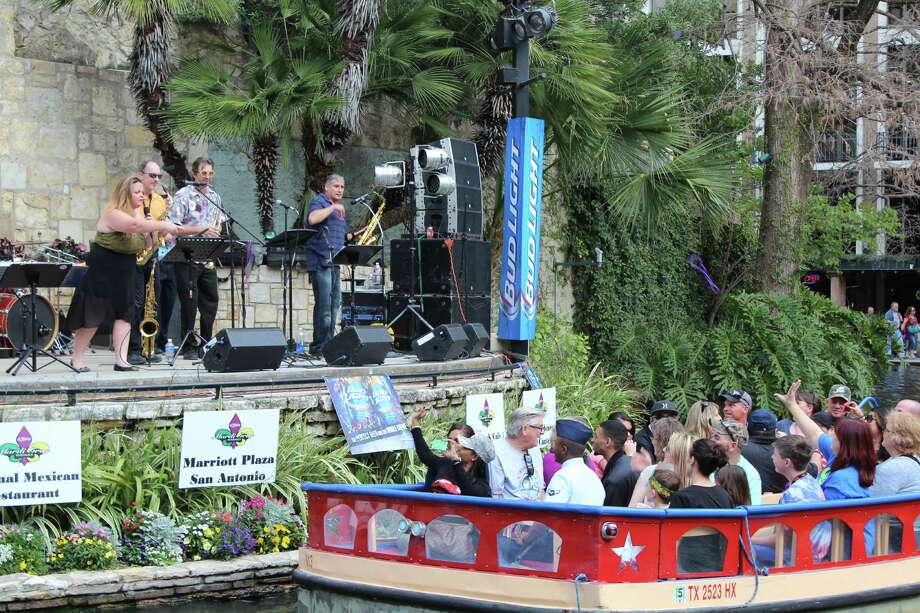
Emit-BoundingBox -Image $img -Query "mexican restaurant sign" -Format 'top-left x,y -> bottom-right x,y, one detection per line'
498,116 -> 546,341
0,420 -> 81,506
179,409 -> 279,489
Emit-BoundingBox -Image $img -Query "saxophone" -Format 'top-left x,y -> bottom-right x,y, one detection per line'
139,193 -> 172,359
355,195 -> 386,246
137,193 -> 172,265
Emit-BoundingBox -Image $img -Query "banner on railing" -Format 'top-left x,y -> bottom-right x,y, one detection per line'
179,409 -> 279,489
0,420 -> 81,507
498,116 -> 545,341
326,375 -> 413,454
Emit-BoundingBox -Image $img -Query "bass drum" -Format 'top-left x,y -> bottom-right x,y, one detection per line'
0,292 -> 58,351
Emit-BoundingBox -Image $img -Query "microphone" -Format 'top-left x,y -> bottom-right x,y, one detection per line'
275,199 -> 298,212
143,202 -> 150,218
184,180 -> 208,186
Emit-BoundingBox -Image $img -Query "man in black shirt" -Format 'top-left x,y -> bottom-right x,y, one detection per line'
593,419 -> 639,506
634,400 -> 679,466
741,408 -> 786,493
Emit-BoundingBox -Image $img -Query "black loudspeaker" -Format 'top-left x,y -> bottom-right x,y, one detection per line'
202,327 -> 286,373
390,238 -> 491,295
322,326 -> 392,366
462,323 -> 489,358
388,294 -> 491,351
413,324 -> 468,362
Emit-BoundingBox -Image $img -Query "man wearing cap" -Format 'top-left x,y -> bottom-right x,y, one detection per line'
720,390 -> 753,425
634,400 -> 679,469
545,419 -> 605,505
741,409 -> 787,493
827,384 -> 859,421
709,418 -> 762,504
593,419 -> 639,507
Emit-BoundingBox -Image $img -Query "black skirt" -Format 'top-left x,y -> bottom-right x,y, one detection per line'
66,243 -> 136,330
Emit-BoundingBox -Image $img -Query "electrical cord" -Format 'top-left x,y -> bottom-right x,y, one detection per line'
573,572 -> 588,612
443,238 -> 468,323
741,513 -> 765,606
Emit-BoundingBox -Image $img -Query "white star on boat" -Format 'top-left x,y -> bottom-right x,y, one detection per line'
611,532 -> 645,572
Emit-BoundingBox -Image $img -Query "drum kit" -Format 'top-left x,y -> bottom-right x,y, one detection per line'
0,245 -> 86,375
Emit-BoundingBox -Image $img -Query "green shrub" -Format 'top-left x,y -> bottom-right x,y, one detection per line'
119,510 -> 183,566
0,525 -> 48,575
48,523 -> 117,572
238,495 -> 305,554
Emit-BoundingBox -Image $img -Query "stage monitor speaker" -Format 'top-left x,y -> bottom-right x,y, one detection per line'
388,294 -> 491,351
462,323 -> 489,358
323,325 -> 392,366
202,327 -> 286,373
390,238 -> 491,295
413,324 -> 467,362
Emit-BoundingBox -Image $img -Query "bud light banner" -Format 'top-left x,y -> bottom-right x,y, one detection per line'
499,117 -> 545,340
326,375 -> 413,455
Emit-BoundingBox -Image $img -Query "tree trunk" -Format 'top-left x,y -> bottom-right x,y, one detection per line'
253,134 -> 280,234
755,1 -> 813,294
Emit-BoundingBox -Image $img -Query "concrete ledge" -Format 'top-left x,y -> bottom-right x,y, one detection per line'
0,551 -> 298,610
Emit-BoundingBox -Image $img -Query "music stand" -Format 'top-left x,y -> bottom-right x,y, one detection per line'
333,245 -> 382,328
266,229 -> 316,349
162,237 -> 228,366
0,263 -> 77,375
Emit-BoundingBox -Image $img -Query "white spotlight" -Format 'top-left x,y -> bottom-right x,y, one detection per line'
417,147 -> 450,171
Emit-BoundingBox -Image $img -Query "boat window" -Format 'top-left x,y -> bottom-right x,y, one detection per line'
915,515 -> 920,551
821,519 -> 853,563
869,514 -> 902,556
368,509 -> 410,556
751,522 -> 796,568
497,521 -> 561,572
323,504 -> 357,550
677,526 -> 727,574
425,515 -> 480,564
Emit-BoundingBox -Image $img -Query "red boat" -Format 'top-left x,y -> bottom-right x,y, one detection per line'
296,483 -> 920,611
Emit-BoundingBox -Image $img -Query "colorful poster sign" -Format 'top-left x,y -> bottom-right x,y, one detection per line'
498,116 -> 546,341
522,387 -> 556,449
0,420 -> 81,507
179,409 -> 280,489
465,393 -> 506,442
326,375 -> 413,455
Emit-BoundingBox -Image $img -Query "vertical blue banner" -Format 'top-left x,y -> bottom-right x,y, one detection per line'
498,117 -> 545,341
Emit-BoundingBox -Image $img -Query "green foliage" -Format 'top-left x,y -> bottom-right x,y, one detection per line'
0,525 -> 47,575
119,510 -> 184,567
48,523 -> 118,572
238,495 -> 305,554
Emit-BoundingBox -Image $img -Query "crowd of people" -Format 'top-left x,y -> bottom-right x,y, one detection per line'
408,383 -> 920,565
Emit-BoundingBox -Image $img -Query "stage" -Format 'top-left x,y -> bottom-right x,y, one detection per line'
0,346 -> 521,427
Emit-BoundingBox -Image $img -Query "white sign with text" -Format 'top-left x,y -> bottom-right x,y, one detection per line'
465,393 -> 506,442
522,387 -> 557,449
0,420 -> 81,507
179,409 -> 279,489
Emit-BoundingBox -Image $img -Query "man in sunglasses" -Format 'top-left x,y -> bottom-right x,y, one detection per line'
169,157 -> 224,359
709,418 -> 762,504
127,160 -> 170,365
489,407 -> 545,500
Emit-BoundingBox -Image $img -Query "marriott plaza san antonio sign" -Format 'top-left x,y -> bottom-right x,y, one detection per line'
498,116 -> 545,341
0,420 -> 81,507
179,409 -> 280,489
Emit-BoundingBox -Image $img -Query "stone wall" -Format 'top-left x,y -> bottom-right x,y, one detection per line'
0,551 -> 298,610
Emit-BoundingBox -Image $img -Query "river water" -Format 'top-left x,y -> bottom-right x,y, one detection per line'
873,362 -> 920,409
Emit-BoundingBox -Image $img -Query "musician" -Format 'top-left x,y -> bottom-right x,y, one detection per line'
127,160 -> 169,365
168,157 -> 224,360
302,174 -> 347,356
66,175 -> 206,372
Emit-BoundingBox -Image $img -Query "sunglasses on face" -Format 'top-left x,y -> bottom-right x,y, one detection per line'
147,173 -> 162,179
719,420 -> 736,442
197,170 -> 215,177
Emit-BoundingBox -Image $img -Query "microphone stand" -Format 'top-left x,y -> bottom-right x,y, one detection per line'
185,182 -> 265,329
321,225 -> 336,350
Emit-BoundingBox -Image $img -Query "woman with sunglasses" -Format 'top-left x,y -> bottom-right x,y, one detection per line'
407,408 -> 491,497
685,401 -> 720,440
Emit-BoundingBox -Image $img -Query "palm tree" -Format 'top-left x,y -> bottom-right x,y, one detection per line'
46,0 -> 239,183
165,24 -> 341,233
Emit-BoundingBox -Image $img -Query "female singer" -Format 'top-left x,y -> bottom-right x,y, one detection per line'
66,175 -> 208,372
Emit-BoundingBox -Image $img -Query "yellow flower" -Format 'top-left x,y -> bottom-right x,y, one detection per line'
257,537 -> 264,544
203,528 -> 213,538
105,551 -> 115,558
19,561 -> 26,571
272,536 -> 280,545
281,536 -> 290,549
263,527 -> 270,535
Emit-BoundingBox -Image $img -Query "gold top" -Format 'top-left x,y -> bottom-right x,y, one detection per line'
94,231 -> 145,255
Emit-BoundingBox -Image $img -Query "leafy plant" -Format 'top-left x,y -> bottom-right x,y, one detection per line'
0,525 -> 48,575
48,523 -> 117,572
119,510 -> 183,567
178,511 -> 234,561
238,496 -> 304,554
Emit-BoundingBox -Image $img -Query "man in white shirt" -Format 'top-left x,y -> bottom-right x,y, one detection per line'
489,407 -> 545,500
545,418 -> 605,505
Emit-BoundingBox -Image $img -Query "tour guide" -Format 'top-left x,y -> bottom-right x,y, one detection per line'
302,174 -> 347,356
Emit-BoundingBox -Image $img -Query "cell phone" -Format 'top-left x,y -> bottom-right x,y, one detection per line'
431,439 -> 448,452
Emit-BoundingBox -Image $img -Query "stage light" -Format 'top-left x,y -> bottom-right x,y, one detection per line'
524,5 -> 557,38
373,161 -> 405,188
417,147 -> 450,171
425,173 -> 455,196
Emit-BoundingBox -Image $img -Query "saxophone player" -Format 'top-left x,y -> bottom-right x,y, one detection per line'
169,158 -> 225,360
127,160 -> 171,365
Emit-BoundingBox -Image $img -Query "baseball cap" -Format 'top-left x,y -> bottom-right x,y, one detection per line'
748,408 -> 778,434
650,400 -> 679,417
828,384 -> 851,401
720,390 -> 753,408
710,418 -> 749,445
457,433 -> 496,463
